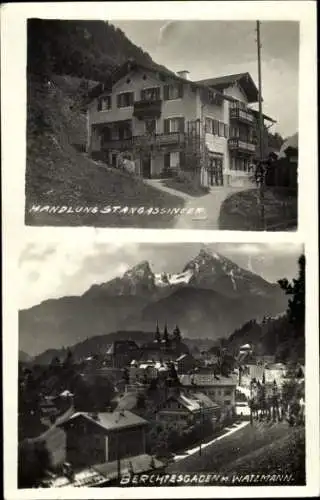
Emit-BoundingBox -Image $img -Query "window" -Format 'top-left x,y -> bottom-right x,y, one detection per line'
213,120 -> 219,135
170,152 -> 180,168
231,126 -> 240,138
224,124 -> 229,138
164,117 -> 185,134
164,83 -> 183,100
205,118 -> 213,134
141,87 -> 160,101
224,389 -> 232,396
218,121 -> 225,137
98,95 -> 111,111
231,158 -> 247,171
117,92 -> 134,108
164,151 -> 183,170
145,119 -> 156,135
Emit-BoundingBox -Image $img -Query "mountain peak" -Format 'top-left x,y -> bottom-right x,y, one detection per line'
124,260 -> 153,277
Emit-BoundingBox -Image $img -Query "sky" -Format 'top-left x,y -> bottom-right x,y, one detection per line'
111,20 -> 299,138
19,239 -> 303,310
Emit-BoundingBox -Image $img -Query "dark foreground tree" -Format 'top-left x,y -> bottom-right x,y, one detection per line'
18,440 -> 51,488
278,254 -> 305,333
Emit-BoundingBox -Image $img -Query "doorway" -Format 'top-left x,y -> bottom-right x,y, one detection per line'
145,119 -> 156,136
209,157 -> 224,186
142,155 -> 151,178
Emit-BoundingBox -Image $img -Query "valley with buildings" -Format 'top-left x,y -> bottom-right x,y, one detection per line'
18,250 -> 306,488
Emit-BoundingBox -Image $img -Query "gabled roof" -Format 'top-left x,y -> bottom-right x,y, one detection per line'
179,373 -> 238,387
58,410 -> 147,432
176,353 -> 188,362
250,108 -> 276,123
196,72 -> 259,103
163,391 -> 219,413
88,59 -> 229,103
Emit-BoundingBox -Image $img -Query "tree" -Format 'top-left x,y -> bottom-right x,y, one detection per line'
18,440 -> 51,488
278,254 -> 305,339
172,325 -> 182,344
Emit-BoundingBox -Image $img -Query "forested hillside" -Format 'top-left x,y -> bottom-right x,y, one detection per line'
27,19 -> 155,80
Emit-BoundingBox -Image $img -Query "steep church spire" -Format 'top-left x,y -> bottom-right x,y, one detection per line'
155,321 -> 161,343
163,322 -> 169,344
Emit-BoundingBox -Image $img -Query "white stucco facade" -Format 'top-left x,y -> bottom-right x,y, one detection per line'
87,66 -> 257,186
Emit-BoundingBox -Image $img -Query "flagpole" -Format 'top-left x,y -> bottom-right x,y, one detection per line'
256,20 -> 265,230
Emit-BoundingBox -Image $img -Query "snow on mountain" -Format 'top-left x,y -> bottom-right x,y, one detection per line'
155,270 -> 193,287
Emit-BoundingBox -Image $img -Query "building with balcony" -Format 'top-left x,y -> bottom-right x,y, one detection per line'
155,391 -> 220,429
87,60 -> 275,187
179,373 -> 238,407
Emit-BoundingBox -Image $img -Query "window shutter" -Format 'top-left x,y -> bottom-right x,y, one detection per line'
179,117 -> 185,133
178,83 -> 183,98
205,118 -> 211,133
163,119 -> 170,134
179,151 -> 186,168
97,98 -> 102,111
164,153 -> 170,169
117,94 -> 121,108
129,92 -> 134,106
163,85 -> 169,100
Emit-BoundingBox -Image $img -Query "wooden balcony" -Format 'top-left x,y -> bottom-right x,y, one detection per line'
101,138 -> 133,151
230,107 -> 255,125
228,137 -> 256,154
102,132 -> 184,151
133,99 -> 162,120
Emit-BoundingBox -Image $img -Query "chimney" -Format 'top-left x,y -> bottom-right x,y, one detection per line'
176,70 -> 190,80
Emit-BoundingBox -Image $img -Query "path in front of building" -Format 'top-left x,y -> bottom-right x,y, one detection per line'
144,179 -> 250,230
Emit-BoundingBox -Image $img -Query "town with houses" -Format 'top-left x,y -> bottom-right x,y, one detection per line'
19,321 -> 305,488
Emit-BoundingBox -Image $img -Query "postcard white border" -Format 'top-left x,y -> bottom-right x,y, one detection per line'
1,1 -> 319,499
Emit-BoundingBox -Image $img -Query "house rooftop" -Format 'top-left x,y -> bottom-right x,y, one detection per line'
58,410 -> 148,432
165,391 -> 220,413
196,72 -> 259,103
176,353 -> 188,361
88,59 -> 232,103
179,373 -> 238,387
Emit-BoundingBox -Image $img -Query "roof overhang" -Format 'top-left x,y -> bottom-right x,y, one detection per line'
86,59 -> 229,104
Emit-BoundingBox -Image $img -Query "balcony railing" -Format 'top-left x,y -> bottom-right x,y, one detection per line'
134,132 -> 184,147
102,132 -> 184,151
101,138 -> 133,150
133,99 -> 162,119
228,137 -> 256,153
230,107 -> 255,124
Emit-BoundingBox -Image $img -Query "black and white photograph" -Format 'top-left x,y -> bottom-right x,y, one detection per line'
18,241 -> 306,487
1,2 -> 318,499
26,18 -> 299,230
